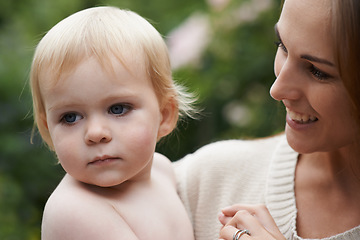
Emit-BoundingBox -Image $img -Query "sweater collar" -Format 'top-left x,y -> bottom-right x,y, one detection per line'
265,134 -> 360,240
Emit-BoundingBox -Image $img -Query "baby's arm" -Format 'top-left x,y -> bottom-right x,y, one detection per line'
41,181 -> 138,240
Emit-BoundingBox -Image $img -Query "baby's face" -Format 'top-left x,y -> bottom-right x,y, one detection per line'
41,57 -> 166,187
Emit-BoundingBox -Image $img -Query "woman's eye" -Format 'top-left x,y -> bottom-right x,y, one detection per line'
61,113 -> 82,124
309,65 -> 332,81
274,40 -> 288,53
109,104 -> 131,116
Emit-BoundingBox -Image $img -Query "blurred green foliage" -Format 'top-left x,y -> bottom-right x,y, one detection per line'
0,0 -> 284,239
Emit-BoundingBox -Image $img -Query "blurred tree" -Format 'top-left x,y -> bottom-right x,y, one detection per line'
0,0 -> 283,239
157,0 -> 284,158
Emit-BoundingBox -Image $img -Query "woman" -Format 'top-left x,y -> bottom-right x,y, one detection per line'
174,0 -> 360,239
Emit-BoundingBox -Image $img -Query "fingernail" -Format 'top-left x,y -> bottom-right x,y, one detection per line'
221,206 -> 232,212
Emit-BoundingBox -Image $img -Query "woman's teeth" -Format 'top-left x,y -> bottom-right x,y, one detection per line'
286,108 -> 318,123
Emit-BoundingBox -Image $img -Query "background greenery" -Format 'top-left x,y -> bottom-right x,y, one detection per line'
0,0 -> 284,239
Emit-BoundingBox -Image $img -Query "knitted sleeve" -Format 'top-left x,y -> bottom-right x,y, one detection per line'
173,135 -> 284,240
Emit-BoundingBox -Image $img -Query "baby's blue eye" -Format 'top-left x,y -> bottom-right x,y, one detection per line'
110,105 -> 124,114
62,113 -> 81,124
64,114 -> 76,123
109,104 -> 131,116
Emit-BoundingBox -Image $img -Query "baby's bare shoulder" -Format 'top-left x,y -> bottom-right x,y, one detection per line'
41,175 -> 138,240
152,152 -> 176,185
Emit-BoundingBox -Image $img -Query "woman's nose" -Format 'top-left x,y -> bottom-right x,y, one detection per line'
270,57 -> 302,101
84,118 -> 112,145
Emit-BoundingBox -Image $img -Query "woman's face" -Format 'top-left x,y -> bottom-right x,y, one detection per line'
270,0 -> 358,154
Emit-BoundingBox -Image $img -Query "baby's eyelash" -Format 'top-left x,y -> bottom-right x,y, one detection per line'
60,112 -> 82,125
108,103 -> 133,116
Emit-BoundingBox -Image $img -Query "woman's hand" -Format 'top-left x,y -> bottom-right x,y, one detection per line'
218,204 -> 286,240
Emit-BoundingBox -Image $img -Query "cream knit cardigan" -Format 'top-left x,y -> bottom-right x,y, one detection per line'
174,134 -> 360,240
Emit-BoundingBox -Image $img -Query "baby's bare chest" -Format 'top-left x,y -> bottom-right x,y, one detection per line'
110,180 -> 194,239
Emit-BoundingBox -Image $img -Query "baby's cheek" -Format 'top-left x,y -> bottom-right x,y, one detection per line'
53,137 -> 78,163
126,126 -> 158,153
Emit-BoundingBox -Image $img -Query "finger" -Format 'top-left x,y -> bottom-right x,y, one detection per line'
222,204 -> 281,236
221,204 -> 262,216
226,209 -> 285,240
226,210 -> 264,234
218,211 -> 233,226
219,225 -> 251,240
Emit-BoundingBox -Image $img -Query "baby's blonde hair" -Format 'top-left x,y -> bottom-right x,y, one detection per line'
30,6 -> 196,149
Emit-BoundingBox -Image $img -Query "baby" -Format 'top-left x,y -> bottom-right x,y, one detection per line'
30,6 -> 195,240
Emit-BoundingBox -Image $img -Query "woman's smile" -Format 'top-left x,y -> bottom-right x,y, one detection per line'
286,107 -> 318,124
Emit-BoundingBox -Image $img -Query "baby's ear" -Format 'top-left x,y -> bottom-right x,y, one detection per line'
157,98 -> 178,140
39,112 -> 55,151
40,113 -> 49,130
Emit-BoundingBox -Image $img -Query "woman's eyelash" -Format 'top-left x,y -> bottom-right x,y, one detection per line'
273,31 -> 333,81
274,40 -> 287,53
309,65 -> 331,81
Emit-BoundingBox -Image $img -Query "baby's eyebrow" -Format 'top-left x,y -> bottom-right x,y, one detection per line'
48,103 -> 83,111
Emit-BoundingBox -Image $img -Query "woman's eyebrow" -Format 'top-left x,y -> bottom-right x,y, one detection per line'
275,23 -> 334,67
300,54 -> 334,67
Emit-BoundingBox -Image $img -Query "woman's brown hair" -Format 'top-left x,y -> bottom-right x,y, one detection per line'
332,0 -> 360,126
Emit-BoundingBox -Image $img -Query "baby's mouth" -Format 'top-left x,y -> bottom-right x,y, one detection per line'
89,155 -> 120,165
286,108 -> 318,124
